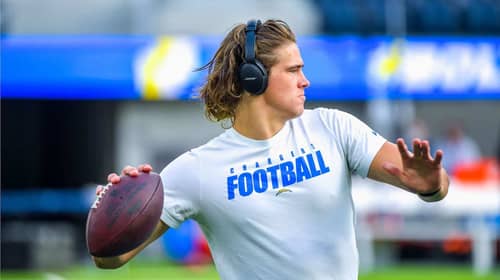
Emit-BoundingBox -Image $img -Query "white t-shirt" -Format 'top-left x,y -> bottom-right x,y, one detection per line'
160,108 -> 386,280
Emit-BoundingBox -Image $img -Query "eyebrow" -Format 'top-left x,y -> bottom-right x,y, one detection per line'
286,64 -> 304,70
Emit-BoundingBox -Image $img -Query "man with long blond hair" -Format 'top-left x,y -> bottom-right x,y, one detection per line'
92,19 -> 449,279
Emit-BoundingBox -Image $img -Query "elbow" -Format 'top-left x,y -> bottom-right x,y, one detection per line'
92,256 -> 126,269
95,262 -> 124,270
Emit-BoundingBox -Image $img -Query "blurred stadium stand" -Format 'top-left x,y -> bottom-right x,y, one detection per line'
1,0 -> 499,276
314,0 -> 500,35
2,0 -> 499,35
1,0 -> 321,35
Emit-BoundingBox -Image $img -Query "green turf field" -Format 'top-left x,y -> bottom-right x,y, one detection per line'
1,261 -> 499,280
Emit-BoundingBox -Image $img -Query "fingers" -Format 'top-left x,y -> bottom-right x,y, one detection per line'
412,138 -> 423,158
404,138 -> 443,167
433,149 -> 443,165
107,173 -> 121,184
396,138 -> 411,160
121,165 -> 139,177
121,164 -> 152,176
411,138 -> 436,160
98,163 -> 153,197
138,164 -> 153,173
421,140 -> 432,159
104,164 -> 153,191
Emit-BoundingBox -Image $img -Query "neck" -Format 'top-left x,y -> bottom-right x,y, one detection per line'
232,96 -> 287,140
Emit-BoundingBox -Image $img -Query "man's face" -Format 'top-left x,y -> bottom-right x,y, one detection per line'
261,42 -> 310,120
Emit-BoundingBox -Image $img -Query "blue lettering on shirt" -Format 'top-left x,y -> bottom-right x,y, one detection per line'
238,172 -> 253,196
226,150 -> 331,200
295,156 -> 311,182
253,169 -> 268,193
266,165 -> 280,189
280,161 -> 296,186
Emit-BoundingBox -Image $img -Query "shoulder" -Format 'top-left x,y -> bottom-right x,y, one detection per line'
296,107 -> 354,129
161,130 -> 233,175
160,150 -> 199,178
299,107 -> 351,120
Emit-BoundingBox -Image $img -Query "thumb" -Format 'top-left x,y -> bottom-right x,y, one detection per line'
382,162 -> 402,178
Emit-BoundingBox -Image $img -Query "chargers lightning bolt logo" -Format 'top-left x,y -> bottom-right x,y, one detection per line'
275,188 -> 292,196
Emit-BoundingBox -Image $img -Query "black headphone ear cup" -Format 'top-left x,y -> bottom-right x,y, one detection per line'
239,61 -> 268,95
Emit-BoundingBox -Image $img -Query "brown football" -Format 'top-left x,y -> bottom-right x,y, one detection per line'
86,172 -> 163,257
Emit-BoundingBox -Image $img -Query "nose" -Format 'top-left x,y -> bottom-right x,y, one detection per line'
299,71 -> 310,88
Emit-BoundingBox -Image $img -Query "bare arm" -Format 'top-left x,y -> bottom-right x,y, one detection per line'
368,138 -> 449,202
92,220 -> 169,269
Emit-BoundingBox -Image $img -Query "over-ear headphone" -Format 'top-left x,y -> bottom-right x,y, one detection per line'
239,20 -> 268,95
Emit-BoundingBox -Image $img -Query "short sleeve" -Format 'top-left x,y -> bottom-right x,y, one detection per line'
159,151 -> 200,228
318,108 -> 386,177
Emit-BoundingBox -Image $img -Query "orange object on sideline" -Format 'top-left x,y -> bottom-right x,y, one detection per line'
452,158 -> 499,184
443,233 -> 472,255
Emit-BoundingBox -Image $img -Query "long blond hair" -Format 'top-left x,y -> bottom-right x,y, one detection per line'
197,19 -> 296,125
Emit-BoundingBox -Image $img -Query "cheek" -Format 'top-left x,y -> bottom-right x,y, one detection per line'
268,78 -> 293,96
263,91 -> 283,107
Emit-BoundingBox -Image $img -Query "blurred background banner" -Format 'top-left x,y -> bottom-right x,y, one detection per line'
2,36 -> 500,101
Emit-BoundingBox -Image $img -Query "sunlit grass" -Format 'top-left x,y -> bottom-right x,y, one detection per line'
1,261 -> 499,280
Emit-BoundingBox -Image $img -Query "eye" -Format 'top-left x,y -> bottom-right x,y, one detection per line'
288,65 -> 304,73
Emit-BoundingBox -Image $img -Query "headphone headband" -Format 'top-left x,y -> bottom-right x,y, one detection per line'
244,20 -> 261,63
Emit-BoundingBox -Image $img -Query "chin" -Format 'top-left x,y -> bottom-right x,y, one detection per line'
290,107 -> 305,119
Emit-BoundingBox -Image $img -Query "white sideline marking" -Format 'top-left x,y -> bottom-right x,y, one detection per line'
44,273 -> 66,280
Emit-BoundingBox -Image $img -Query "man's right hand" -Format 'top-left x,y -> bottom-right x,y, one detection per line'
96,164 -> 153,195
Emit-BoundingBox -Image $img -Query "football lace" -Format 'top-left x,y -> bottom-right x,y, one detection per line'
92,183 -> 111,209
